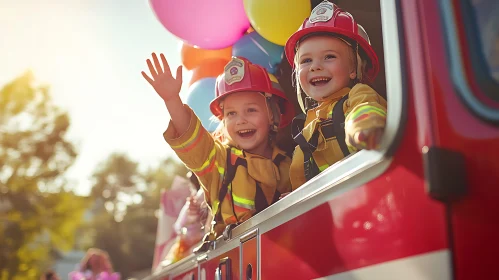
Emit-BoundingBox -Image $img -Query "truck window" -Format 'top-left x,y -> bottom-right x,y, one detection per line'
442,0 -> 499,121
471,0 -> 499,85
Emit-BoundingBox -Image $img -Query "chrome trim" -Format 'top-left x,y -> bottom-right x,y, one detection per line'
380,0 -> 406,154
142,256 -> 197,280
240,228 -> 258,243
196,253 -> 208,263
439,0 -> 499,122
239,229 -> 259,280
142,237 -> 240,280
257,227 -> 261,280
313,249 -> 451,280
239,241 -> 243,280
207,237 -> 239,260
169,259 -> 196,279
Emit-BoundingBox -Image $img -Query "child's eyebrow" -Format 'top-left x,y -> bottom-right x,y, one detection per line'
299,51 -> 311,57
226,102 -> 260,110
299,49 -> 340,58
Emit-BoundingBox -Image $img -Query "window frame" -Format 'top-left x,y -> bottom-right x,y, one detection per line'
439,0 -> 499,123
146,0 -> 407,277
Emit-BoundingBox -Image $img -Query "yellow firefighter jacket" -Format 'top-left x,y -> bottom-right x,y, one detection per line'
164,106 -> 292,235
290,83 -> 387,190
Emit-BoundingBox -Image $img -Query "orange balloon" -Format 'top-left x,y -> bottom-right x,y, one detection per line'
189,58 -> 229,86
181,43 -> 232,71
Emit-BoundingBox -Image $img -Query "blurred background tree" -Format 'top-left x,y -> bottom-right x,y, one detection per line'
86,155 -> 187,278
0,72 -> 87,280
0,72 -> 189,280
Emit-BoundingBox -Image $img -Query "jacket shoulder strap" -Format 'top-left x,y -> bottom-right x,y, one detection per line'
332,95 -> 350,157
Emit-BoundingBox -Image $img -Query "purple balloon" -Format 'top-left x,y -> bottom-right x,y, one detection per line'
149,0 -> 250,49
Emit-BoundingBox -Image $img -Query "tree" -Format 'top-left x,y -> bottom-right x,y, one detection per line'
87,156 -> 187,278
90,153 -> 144,222
0,72 -> 87,279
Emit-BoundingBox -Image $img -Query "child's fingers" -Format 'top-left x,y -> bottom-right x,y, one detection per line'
355,128 -> 383,150
161,53 -> 173,77
152,53 -> 163,75
160,53 -> 171,76
176,65 -> 183,84
146,59 -> 158,78
141,71 -> 154,85
368,128 -> 384,149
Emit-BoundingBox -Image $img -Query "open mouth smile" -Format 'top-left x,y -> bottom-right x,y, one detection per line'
309,77 -> 331,86
237,129 -> 256,138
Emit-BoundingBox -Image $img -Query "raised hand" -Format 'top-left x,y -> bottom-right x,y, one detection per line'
142,53 -> 183,102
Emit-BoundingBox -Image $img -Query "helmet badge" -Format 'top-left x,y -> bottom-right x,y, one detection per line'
309,1 -> 334,23
224,57 -> 245,85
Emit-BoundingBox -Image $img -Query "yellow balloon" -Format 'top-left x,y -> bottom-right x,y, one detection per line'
243,0 -> 311,46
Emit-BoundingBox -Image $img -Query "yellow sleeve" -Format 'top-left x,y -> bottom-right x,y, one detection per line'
343,84 -> 387,150
163,105 -> 226,203
289,145 -> 307,190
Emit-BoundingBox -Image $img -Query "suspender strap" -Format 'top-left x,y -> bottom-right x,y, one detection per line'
292,114 -> 320,181
215,148 -> 288,222
215,148 -> 246,224
254,152 -> 286,213
332,95 -> 350,157
254,183 -> 282,214
254,182 -> 269,214
272,153 -> 286,166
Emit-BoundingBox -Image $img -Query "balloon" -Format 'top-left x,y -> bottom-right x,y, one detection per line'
189,58 -> 229,86
232,32 -> 284,74
185,78 -> 220,133
180,43 -> 232,71
243,0 -> 311,46
149,0 -> 250,49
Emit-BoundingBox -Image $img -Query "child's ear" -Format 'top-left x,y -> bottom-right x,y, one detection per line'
349,71 -> 357,80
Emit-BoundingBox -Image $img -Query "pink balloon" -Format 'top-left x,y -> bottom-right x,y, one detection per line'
150,0 -> 250,50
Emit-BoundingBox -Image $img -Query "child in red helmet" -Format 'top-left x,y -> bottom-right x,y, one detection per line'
142,55 -> 294,237
285,1 -> 388,189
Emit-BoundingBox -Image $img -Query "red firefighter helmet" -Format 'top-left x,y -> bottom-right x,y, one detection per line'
285,1 -> 379,82
210,57 -> 294,128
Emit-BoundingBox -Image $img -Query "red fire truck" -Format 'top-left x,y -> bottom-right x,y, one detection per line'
145,0 -> 499,279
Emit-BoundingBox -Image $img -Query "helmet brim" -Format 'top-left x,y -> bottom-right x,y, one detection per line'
285,26 -> 380,82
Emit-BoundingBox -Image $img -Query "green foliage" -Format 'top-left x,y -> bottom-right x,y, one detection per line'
87,156 -> 188,278
90,153 -> 143,221
0,72 -> 87,279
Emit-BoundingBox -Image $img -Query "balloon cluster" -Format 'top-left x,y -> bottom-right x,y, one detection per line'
149,0 -> 311,132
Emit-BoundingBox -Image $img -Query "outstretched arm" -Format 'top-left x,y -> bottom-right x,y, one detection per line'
344,84 -> 387,151
142,52 -> 190,136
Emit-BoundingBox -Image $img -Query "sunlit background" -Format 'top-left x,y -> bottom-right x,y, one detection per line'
0,0 -> 189,196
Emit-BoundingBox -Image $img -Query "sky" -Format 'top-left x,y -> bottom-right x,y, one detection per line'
0,0 -> 191,195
